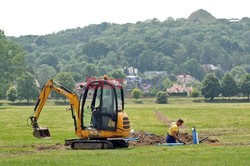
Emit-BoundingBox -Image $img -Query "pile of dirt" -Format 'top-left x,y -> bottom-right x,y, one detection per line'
129,131 -> 165,146
129,130 -> 219,146
178,133 -> 192,143
129,131 -> 193,146
36,143 -> 65,151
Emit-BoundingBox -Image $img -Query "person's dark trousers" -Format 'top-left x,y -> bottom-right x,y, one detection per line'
166,134 -> 176,143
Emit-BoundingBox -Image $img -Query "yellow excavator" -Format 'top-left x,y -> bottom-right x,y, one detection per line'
29,78 -> 131,149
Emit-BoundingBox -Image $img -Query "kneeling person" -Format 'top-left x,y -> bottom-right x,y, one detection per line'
166,119 -> 184,143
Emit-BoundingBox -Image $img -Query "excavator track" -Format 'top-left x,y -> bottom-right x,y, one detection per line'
65,139 -> 129,150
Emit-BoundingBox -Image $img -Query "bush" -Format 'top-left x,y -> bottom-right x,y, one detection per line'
156,91 -> 168,104
191,88 -> 199,98
6,86 -> 17,102
168,91 -> 188,97
131,88 -> 143,101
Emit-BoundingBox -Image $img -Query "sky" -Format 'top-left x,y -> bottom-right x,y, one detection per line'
0,0 -> 249,36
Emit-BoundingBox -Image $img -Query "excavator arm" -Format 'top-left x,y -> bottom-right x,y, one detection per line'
29,79 -> 81,138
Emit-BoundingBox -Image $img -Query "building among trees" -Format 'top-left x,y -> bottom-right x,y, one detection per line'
167,84 -> 193,96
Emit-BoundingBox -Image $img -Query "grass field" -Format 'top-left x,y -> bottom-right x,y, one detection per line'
0,98 -> 250,165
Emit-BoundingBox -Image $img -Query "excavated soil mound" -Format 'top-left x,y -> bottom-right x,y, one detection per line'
129,131 -> 165,146
129,131 -> 192,146
129,130 -> 219,146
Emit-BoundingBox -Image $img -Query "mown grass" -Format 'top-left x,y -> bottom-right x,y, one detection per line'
0,98 -> 250,165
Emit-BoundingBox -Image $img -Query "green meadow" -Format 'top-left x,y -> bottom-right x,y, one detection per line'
0,98 -> 250,165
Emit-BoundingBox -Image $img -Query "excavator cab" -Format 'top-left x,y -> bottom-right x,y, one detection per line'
81,80 -> 120,131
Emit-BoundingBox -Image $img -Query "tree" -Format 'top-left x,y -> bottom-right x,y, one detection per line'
108,69 -> 126,80
162,78 -> 173,90
82,64 -> 100,80
71,72 -> 82,82
16,72 -> 39,103
155,91 -> 168,104
180,58 -> 205,81
221,74 -> 238,99
82,39 -> 111,59
186,80 -> 202,92
6,86 -> 17,102
38,54 -> 58,69
131,88 -> 142,101
53,72 -> 76,100
201,73 -> 221,100
54,72 -> 75,91
191,88 -> 199,99
230,66 -> 247,80
240,74 -> 250,99
215,68 -> 224,80
0,30 -> 26,99
35,64 -> 56,86
138,49 -> 157,72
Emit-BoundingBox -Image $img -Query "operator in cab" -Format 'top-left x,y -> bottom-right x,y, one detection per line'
166,119 -> 185,144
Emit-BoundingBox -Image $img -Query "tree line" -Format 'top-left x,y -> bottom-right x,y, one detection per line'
8,12 -> 250,85
201,73 -> 250,100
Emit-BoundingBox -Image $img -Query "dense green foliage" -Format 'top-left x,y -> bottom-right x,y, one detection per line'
52,72 -> 76,100
54,72 -> 75,93
108,69 -> 126,79
131,88 -> 142,100
155,91 -> 168,103
16,72 -> 39,103
191,88 -> 199,98
201,73 -> 221,100
36,64 -> 56,86
0,30 -> 27,99
9,12 -> 250,84
221,73 -> 239,99
6,86 -> 17,102
229,66 -> 247,80
240,74 -> 250,99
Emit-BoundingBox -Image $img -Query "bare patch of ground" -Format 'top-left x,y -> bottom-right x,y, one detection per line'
129,131 -> 193,146
129,131 -> 165,146
155,111 -> 173,126
35,143 -> 66,151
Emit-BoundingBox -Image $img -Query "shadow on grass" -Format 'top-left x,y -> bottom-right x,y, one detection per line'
133,100 -> 143,104
8,102 -> 35,106
54,101 -> 70,105
192,99 -> 204,103
194,99 -> 250,103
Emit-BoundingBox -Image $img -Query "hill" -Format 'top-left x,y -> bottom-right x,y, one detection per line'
8,10 -> 250,84
188,9 -> 216,23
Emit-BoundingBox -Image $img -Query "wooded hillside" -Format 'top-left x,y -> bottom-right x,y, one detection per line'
8,9 -> 250,83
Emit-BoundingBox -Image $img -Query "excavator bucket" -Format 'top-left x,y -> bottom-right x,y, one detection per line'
33,127 -> 51,139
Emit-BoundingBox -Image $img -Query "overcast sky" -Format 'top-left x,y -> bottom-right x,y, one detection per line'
0,0 -> 249,36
